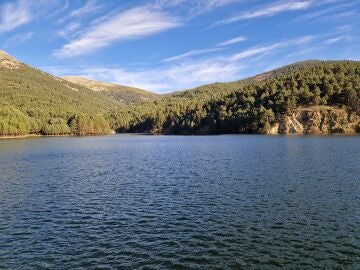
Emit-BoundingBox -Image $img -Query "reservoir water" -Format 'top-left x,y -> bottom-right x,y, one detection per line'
0,135 -> 359,269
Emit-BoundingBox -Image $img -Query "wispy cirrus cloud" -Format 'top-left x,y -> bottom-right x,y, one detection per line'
335,25 -> 353,32
262,30 -> 359,72
229,36 -> 314,61
189,0 -> 241,14
55,0 -> 242,58
53,6 -> 182,58
49,35 -> 316,92
67,0 -> 102,18
0,0 -> 32,34
162,48 -> 225,62
59,0 -> 103,23
292,1 -> 358,25
58,22 -> 82,39
215,1 -> 311,25
322,35 -> 353,45
47,60 -> 243,92
152,0 -> 240,16
0,0 -> 63,35
218,36 -> 247,46
293,2 -> 356,22
162,35 -> 247,62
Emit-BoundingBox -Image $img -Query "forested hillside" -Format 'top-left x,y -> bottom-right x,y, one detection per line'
0,50 -> 359,137
0,51 -> 120,136
107,61 -> 360,134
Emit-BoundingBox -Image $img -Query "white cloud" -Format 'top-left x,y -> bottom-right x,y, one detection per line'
59,0 -> 103,23
230,45 -> 282,61
0,0 -> 32,34
162,36 -> 248,63
53,6 -> 182,58
293,1 -> 357,23
192,0 -> 240,13
49,35 -> 316,92
48,60 -> 243,92
152,0 -> 239,15
218,36 -> 247,46
325,10 -> 357,20
229,36 -> 314,61
322,35 -> 352,45
0,0 -> 62,35
162,48 -> 225,62
58,22 -> 82,39
69,0 -> 102,18
335,25 -> 352,32
61,0 -> 70,11
216,1 -> 311,25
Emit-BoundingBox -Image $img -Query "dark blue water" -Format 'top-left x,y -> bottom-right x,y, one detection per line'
0,135 -> 359,269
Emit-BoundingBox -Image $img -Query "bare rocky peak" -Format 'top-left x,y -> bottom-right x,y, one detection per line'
0,50 -> 21,69
62,76 -> 116,92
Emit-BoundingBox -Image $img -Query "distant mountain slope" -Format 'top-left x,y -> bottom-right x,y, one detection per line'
0,50 -> 121,136
1,52 -> 359,137
62,76 -> 159,104
109,60 -> 360,135
0,51 -> 120,113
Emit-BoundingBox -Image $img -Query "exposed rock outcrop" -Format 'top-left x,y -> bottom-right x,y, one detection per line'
270,106 -> 359,134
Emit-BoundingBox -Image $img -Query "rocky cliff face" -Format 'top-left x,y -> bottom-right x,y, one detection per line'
269,106 -> 359,134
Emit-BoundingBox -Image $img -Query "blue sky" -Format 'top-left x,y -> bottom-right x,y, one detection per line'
0,0 -> 359,93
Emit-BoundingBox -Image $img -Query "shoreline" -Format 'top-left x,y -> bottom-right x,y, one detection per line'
0,134 -> 111,140
0,130 -> 117,140
0,134 -> 45,140
1,132 -> 359,140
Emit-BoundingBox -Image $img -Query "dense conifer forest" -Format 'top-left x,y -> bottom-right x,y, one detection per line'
0,62 -> 118,136
107,61 -> 360,134
0,54 -> 359,136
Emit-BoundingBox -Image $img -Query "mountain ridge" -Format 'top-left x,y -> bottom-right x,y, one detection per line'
107,60 -> 360,135
62,76 -> 160,104
0,50 -> 359,136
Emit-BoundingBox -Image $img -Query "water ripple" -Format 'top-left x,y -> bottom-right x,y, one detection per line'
0,135 -> 359,269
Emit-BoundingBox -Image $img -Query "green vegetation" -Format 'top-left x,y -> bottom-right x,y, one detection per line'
0,53 -> 359,137
43,118 -> 71,135
0,53 -> 121,136
69,114 -> 111,135
0,105 -> 33,136
107,61 -> 360,134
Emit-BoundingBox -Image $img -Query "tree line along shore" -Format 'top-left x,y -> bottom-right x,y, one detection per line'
1,56 -> 359,137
